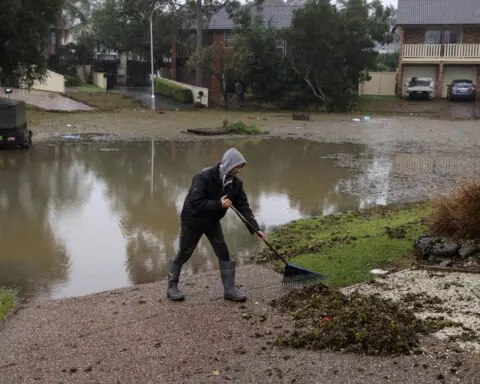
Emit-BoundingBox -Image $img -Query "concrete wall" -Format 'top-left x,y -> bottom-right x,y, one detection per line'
158,74 -> 209,107
30,70 -> 65,93
93,72 -> 107,90
358,72 -> 396,96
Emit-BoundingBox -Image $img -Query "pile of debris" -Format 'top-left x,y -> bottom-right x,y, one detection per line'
270,284 -> 439,356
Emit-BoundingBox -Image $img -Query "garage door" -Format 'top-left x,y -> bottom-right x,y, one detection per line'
442,66 -> 477,97
402,65 -> 437,97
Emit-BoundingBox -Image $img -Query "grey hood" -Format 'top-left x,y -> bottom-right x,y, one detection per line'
219,148 -> 246,187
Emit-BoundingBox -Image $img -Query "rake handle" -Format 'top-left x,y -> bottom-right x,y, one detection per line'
229,204 -> 289,266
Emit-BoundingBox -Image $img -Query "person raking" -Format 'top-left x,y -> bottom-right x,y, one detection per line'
167,147 -> 266,302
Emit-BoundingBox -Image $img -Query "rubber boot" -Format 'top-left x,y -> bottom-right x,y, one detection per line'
167,261 -> 185,301
219,260 -> 247,302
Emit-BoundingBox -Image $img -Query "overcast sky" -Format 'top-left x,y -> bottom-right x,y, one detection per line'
382,0 -> 397,7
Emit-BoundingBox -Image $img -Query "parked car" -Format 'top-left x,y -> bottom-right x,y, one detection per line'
0,99 -> 32,149
0,125 -> 32,149
405,77 -> 435,100
447,79 -> 477,102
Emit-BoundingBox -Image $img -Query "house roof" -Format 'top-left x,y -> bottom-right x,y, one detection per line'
207,4 -> 302,30
397,0 -> 480,25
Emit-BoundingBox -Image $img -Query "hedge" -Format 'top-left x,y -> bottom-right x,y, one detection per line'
154,78 -> 194,103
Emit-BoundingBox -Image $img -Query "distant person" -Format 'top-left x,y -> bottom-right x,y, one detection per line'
235,80 -> 245,107
167,148 -> 266,302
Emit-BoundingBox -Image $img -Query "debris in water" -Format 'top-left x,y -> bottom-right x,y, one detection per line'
62,135 -> 80,139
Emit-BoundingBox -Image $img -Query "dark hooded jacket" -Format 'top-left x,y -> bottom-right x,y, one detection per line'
180,148 -> 260,234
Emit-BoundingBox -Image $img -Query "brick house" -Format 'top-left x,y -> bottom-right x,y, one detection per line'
171,4 -> 300,101
396,0 -> 480,98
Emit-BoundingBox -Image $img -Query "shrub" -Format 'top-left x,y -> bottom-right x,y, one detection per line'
65,75 -> 81,87
224,120 -> 260,135
154,78 -> 193,103
430,180 -> 480,239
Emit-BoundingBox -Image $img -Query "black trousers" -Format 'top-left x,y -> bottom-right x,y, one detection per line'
173,222 -> 230,266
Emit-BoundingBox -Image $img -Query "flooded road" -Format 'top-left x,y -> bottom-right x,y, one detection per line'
0,139 -> 384,301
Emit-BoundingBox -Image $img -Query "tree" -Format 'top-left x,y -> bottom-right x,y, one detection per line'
0,0 -> 63,87
229,12 -> 286,101
375,50 -> 399,72
187,42 -> 233,105
189,0 -> 265,87
73,31 -> 96,82
286,0 -> 392,111
63,0 -> 91,24
92,0 -> 179,69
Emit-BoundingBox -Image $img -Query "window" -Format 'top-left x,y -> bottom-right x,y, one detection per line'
444,30 -> 461,44
425,30 -> 441,44
224,31 -> 233,48
425,29 -> 462,44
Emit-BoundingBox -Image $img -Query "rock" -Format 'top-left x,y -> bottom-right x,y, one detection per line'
439,259 -> 453,267
414,237 -> 438,259
432,242 -> 459,258
458,240 -> 479,259
292,111 -> 310,121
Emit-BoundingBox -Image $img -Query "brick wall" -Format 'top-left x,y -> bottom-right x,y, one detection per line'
404,27 -> 425,44
462,27 -> 480,44
435,63 -> 444,97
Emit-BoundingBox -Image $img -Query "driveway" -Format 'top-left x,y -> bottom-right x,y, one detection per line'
4,89 -> 92,111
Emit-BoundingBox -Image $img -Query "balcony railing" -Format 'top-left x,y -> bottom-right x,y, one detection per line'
403,44 -> 480,59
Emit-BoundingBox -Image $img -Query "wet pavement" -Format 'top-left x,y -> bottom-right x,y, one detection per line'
5,89 -> 92,111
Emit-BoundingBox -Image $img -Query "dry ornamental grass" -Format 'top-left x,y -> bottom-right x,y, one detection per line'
430,181 -> 480,240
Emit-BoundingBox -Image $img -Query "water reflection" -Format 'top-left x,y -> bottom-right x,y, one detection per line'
1,139 -> 366,300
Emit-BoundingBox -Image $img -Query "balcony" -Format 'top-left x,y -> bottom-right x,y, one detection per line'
403,44 -> 480,63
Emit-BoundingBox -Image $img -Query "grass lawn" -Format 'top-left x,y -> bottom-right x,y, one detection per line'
258,202 -> 431,287
0,288 -> 17,322
65,91 -> 145,111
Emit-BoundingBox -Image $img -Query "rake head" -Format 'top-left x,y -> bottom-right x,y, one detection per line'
282,263 -> 327,288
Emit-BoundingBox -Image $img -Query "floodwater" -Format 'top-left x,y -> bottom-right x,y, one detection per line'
0,139 -> 382,301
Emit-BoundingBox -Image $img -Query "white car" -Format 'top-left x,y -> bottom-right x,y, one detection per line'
404,77 -> 435,100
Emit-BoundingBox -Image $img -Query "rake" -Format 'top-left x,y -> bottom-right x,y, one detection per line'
230,205 -> 327,288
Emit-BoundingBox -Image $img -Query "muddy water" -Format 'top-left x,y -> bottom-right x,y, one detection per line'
0,139 -> 374,301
